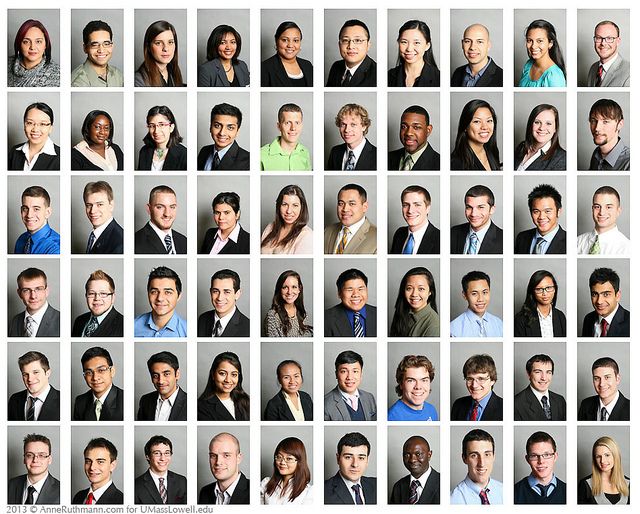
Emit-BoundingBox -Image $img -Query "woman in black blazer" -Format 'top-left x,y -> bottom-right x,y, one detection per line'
451,99 -> 501,170
71,110 -> 124,171
198,352 -> 250,421
200,191 -> 250,254
263,360 -> 313,421
137,105 -> 187,170
388,19 -> 440,87
261,21 -> 313,87
198,24 -> 249,87
9,102 -> 60,171
515,103 -> 566,171
514,270 -> 566,337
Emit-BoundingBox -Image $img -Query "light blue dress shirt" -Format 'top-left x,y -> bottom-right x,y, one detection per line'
450,309 -> 503,337
451,476 -> 503,504
134,311 -> 187,337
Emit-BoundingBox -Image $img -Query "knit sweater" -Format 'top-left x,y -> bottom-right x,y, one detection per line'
514,477 -> 566,504
8,56 -> 60,87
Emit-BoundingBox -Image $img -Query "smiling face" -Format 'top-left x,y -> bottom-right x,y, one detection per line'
209,435 -> 242,484
277,27 -> 302,62
401,366 -> 432,409
463,279 -> 491,316
465,371 -> 495,401
24,108 -> 53,146
147,277 -> 180,319
147,192 -> 177,231
531,109 -> 556,146
592,193 -> 621,232
280,275 -> 300,305
210,114 -> 239,150
402,191 -> 430,231
214,360 -> 239,398
86,279 -> 115,317
592,366 -> 620,404
533,276 -> 556,309
338,113 -> 366,149
339,25 -> 370,67
20,26 -> 46,68
85,30 -> 113,67
147,443 -> 172,474
530,197 -> 560,236
210,277 -> 240,318
275,451 -> 298,480
279,194 -> 302,226
589,114 -> 622,148
18,276 -> 49,314
398,29 -> 429,65
24,441 -> 52,481
21,195 -> 51,234
594,23 -> 620,63
336,362 -> 362,394
87,115 -> 111,146
526,28 -> 553,61
466,107 -> 494,146
590,281 -> 620,318
21,360 -> 51,396
278,363 -> 303,395
594,445 -> 614,473
150,29 -> 175,65
527,441 -> 557,482
465,195 -> 494,231
338,278 -> 368,312
404,274 -> 431,312
462,24 -> 491,66
337,445 -> 369,481
150,362 -> 180,400
218,32 -> 237,61
82,356 -> 114,398
84,447 -> 116,490
277,111 -> 303,146
402,438 -> 431,478
337,189 -> 368,227
84,191 -> 114,229
400,112 -> 431,154
213,203 -> 240,235
463,440 -> 494,487
528,360 -> 553,393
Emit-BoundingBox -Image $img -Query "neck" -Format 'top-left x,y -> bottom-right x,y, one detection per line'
284,303 -> 297,316
471,220 -> 490,233
595,224 -> 616,235
601,52 -> 617,65
156,143 -> 168,150
408,220 -> 427,233
404,60 -> 425,74
278,137 -> 297,153
347,138 -> 364,150
538,304 -> 552,316
91,479 -> 109,492
533,54 -> 555,69
218,472 -> 239,492
29,140 -> 46,154
28,470 -> 48,483
601,393 -> 616,406
219,57 -> 232,68
88,141 -> 105,152
599,137 -> 619,156
219,225 -> 235,239
217,390 -> 231,401
280,54 -> 297,64
472,476 -> 490,489
469,140 -> 486,155
161,387 -> 178,400
151,310 -> 174,329
156,62 -> 168,72
90,61 -> 108,74
22,57 -> 43,70
469,57 -> 489,74
536,474 -> 553,486
281,474 -> 293,486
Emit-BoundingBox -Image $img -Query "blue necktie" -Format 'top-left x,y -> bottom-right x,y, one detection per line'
352,483 -> 363,504
86,232 -> 96,253
403,233 -> 415,254
24,235 -> 32,254
353,312 -> 365,337
467,232 -> 478,254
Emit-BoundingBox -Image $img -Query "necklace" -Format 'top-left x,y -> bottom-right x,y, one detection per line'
155,148 -> 166,159
223,65 -> 232,72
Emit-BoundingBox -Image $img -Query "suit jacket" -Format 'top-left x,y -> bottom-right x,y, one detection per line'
71,144 -> 124,171
581,306 -> 630,337
451,392 -> 503,421
514,307 -> 566,337
138,144 -> 187,171
197,308 -> 250,337
514,387 -> 566,421
587,54 -> 630,87
324,385 -> 376,421
8,386 -> 60,421
514,226 -> 566,254
72,308 -> 124,337
389,469 -> 440,504
324,218 -> 377,254
326,139 -> 377,171
199,472 -> 249,504
324,472 -> 377,504
450,150 -> 501,171
261,54 -> 313,87
137,388 -> 187,421
514,144 -> 566,171
388,144 -> 440,170
200,226 -> 250,254
8,143 -> 61,171
135,469 -> 187,504
264,390 -> 313,421
197,141 -> 250,171
450,221 -> 503,254
324,303 -> 377,337
8,473 -> 60,504
9,305 -> 60,337
73,385 -> 124,421
578,391 -> 630,421
72,483 -> 123,504
451,59 -> 503,87
88,219 -> 123,254
388,63 -> 439,87
198,394 -> 249,421
390,224 -> 440,254
135,222 -> 187,254
197,57 -> 250,87
326,55 -> 377,87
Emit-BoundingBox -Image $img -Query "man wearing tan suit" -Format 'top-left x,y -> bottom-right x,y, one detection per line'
324,183 -> 377,254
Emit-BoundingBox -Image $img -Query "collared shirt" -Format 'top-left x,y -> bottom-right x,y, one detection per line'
590,138 -> 630,171
343,59 -> 365,79
599,391 -> 620,420
85,306 -> 114,332
149,469 -> 168,495
408,467 -> 432,500
20,138 -> 57,171
537,308 -> 554,338
210,223 -> 242,255
593,303 -> 619,337
399,142 -> 430,170
600,53 -> 619,73
23,302 -> 50,337
73,140 -> 119,171
529,385 -> 552,411
21,473 -> 49,504
463,222 -> 492,254
283,390 -> 306,421
344,305 -> 368,336
339,388 -> 360,411
90,217 -> 114,246
451,476 -> 503,504
71,60 -> 124,87
450,309 -> 503,337
214,473 -> 242,505
576,226 -> 630,255
526,474 -> 558,496
214,306 -> 237,335
204,143 -> 234,171
402,220 -> 430,255
155,386 -> 181,421
333,216 -> 367,253
340,137 -> 367,169
260,137 -> 311,171
25,384 -> 51,420
148,221 -> 175,254
340,475 -> 367,504
517,141 -> 553,171
528,224 -> 561,254
462,57 -> 493,87
88,480 -> 114,503
466,391 -> 493,420
15,223 -> 60,254
134,311 -> 187,337
93,384 -> 113,407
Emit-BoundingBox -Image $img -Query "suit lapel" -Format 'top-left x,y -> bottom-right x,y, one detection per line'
143,472 -> 163,503
332,388 -> 350,420
346,219 -> 369,253
334,474 -> 355,504
37,306 -> 53,336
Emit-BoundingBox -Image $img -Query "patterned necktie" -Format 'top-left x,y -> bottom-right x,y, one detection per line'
86,232 -> 96,253
537,483 -> 551,497
342,70 -> 352,86
402,154 -> 414,171
601,406 -> 608,421
479,488 -> 490,505
85,492 -> 95,505
84,316 -> 99,337
352,483 -> 363,504
25,485 -> 36,504
213,320 -> 222,337
467,232 -> 478,254
596,64 -> 604,86
477,318 -> 487,337
589,235 -> 600,254
159,477 -> 168,504
94,399 -> 102,420
600,319 -> 608,337
353,311 -> 365,337
344,151 -> 356,171
403,233 -> 415,254
164,234 -> 173,253
534,236 -> 546,254
213,151 -> 221,170
216,490 -> 225,505
541,395 -> 552,420
24,235 -> 32,254
25,316 -> 36,337
408,479 -> 420,504
470,401 -> 479,421
336,227 -> 350,254
26,396 -> 37,421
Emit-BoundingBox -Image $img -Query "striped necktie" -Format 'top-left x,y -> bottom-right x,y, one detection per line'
336,227 -> 350,254
159,477 -> 168,503
467,232 -> 478,254
353,311 -> 365,337
164,234 -> 173,253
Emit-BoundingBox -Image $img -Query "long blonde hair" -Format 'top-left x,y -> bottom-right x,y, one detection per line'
590,436 -> 629,496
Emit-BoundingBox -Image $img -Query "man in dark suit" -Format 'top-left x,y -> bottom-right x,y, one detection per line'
451,24 -> 503,87
578,357 -> 630,421
451,184 -> 503,254
325,268 -> 377,337
324,350 -> 376,421
197,103 -> 249,171
135,435 -> 187,504
324,184 -> 377,254
200,192 -> 250,254
8,433 -> 60,504
135,185 -> 187,254
325,432 -> 377,504
451,354 -> 503,421
72,438 -> 123,504
514,354 -> 566,421
137,351 -> 187,421
515,184 -> 566,254
581,267 -> 630,337
390,185 -> 440,254
388,106 -> 440,171
8,351 -> 60,421
198,269 -> 249,337
199,433 -> 249,504
72,269 -> 123,337
326,19 -> 376,87
83,181 -> 123,254
9,267 -> 60,337
73,347 -> 123,421
390,436 -> 440,504
326,104 -> 377,170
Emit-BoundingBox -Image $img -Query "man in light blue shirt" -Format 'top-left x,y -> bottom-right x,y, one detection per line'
134,266 -> 186,337
14,186 -> 60,254
450,271 -> 502,337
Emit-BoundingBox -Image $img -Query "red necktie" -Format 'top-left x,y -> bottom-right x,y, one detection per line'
600,319 -> 608,337
479,488 -> 490,504
85,492 -> 95,505
470,401 -> 479,421
596,64 -> 604,86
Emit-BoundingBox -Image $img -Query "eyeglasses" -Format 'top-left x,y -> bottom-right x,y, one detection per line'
274,455 -> 297,464
593,36 -> 617,44
534,286 -> 556,294
24,452 -> 50,460
88,40 -> 113,49
85,292 -> 114,299
339,38 -> 367,46
83,365 -> 112,378
151,450 -> 173,458
147,122 -> 173,130
24,121 -> 51,129
526,453 -> 555,461
20,286 -> 47,295
465,376 -> 491,385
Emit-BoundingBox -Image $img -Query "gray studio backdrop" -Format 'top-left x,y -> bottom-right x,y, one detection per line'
514,341 -> 567,402
324,92 -> 377,163
71,341 -> 123,412
513,258 -> 566,325
197,92 -> 250,159
8,92 -> 61,148
7,175 -> 60,254
576,92 -> 630,171
197,258 -> 251,325
134,426 -> 187,478
7,258 -> 60,321
514,426 -> 566,481
260,426 -> 313,483
70,258 -> 123,327
260,175 -> 313,235
7,341 -> 60,396
197,341 -> 251,400
324,258 -> 377,310
450,175 -> 503,228
576,9 -> 630,87
513,10 -> 566,86
324,425 -> 377,480
71,426 -> 123,497
261,9 -> 313,63
514,175 -> 566,235
133,175 -> 188,240
134,258 -> 188,322
387,341 -> 440,414
387,92 -> 440,157
450,426 -> 503,490
450,92 -> 503,159
577,426 -> 629,481
450,258 -> 504,321
450,341 -> 504,403
71,92 -> 124,155
197,10 -> 250,72
387,10 -> 440,72
577,175 -> 630,237
324,341 -> 377,400
260,91 -> 313,162
71,10 -> 124,73
576,341 -> 629,411
8,9 -> 60,64
576,258 -> 629,334
70,175 -> 124,254
450,9 -> 504,76
7,426 -> 60,482
324,174 -> 377,227
197,426 -> 250,494
324,10 -> 377,85
134,9 -> 187,84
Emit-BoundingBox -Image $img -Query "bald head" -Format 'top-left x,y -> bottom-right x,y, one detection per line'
462,24 -> 491,71
210,432 -> 240,453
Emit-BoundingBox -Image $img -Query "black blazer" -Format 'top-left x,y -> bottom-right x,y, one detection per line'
450,221 -> 503,254
72,483 -> 123,505
514,307 -> 566,337
199,473 -> 249,504
9,305 -> 60,337
451,392 -> 503,421
263,390 -> 313,421
137,388 -> 187,421
388,144 -> 440,170
388,63 -> 440,87
73,385 -> 124,421
261,54 -> 313,87
71,144 -> 124,171
324,472 -> 377,504
326,139 -> 377,171
200,226 -> 250,254
8,473 -> 60,504
326,55 -> 377,87
197,308 -> 250,337
135,469 -> 187,504
135,222 -> 187,254
137,144 -> 187,171
450,150 -> 501,171
514,144 -> 566,171
325,303 -> 377,337
198,394 -> 249,421
390,224 -> 440,254
72,308 -> 124,337
581,306 -> 630,337
578,391 -> 630,421
197,141 -> 250,171
87,219 -> 123,254
197,58 -> 250,87
389,469 -> 440,504
515,226 -> 566,254
8,143 -> 61,171
451,59 -> 503,87
514,387 -> 566,421
8,386 -> 60,421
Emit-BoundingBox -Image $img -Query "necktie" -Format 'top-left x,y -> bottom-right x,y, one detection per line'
353,311 -> 365,337
84,316 -> 99,337
470,401 -> 479,421
85,492 -> 95,505
25,485 -> 36,504
467,232 -> 478,254
477,318 -> 487,337
596,64 -> 604,86
352,483 -> 363,504
26,396 -> 36,421
541,395 -> 552,420
86,232 -> 96,253
534,236 -> 546,254
408,479 -> 420,504
213,151 -> 221,170
25,316 -> 36,337
600,319 -> 608,337
159,477 -> 168,503
24,235 -> 32,254
589,235 -> 600,254
348,395 -> 358,410
342,70 -> 352,86
216,490 -> 226,505
479,488 -> 490,505
94,399 -> 102,420
336,227 -> 350,254
402,154 -> 414,171
403,233 -> 415,254
537,483 -> 551,497
344,150 -> 356,171
601,406 -> 608,421
213,320 -> 222,337
164,234 -> 173,253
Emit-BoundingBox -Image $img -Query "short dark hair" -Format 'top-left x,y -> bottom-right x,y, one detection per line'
147,351 -> 180,373
395,355 -> 435,396
81,346 -> 113,368
593,186 -> 620,203
24,433 -> 51,454
526,354 -> 554,374
463,354 -> 498,382
526,431 -> 556,455
147,266 -> 182,296
401,105 -> 430,125
589,267 -> 620,293
595,20 -> 620,36
338,183 -> 367,202
144,435 -> 173,457
334,350 -> 363,371
85,270 -> 115,293
18,351 -> 50,372
527,184 -> 562,211
461,270 -> 490,292
17,267 -> 47,287
83,181 -> 113,203
336,268 -> 368,291
277,103 -> 303,123
401,185 -> 431,206
465,185 -> 495,207
212,192 -> 241,213
462,429 -> 494,456
339,19 -> 370,40
148,185 -> 176,204
589,99 -> 623,122
22,186 -> 51,207
337,432 -> 370,456
84,437 -> 117,461
592,357 -> 620,375
210,103 -> 242,128
211,269 -> 241,291
82,20 -> 113,45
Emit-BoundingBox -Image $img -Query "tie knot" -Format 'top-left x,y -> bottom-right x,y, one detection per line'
159,477 -> 164,485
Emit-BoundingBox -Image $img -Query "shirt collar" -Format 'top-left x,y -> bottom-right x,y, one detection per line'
156,385 -> 180,407
92,217 -> 114,236
21,137 -> 57,157
600,303 -> 620,325
89,480 -> 114,499
216,472 -> 242,497
214,142 -> 234,160
599,137 -> 625,166
216,222 -> 241,243
28,223 -> 53,240
93,383 -> 113,403
600,390 -> 620,411
342,215 -> 366,236
25,301 -> 49,321
30,383 -> 51,401
536,223 -> 560,242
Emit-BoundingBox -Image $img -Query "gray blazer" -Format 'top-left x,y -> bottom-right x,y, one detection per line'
9,305 -> 60,337
197,58 -> 250,87
324,385 -> 376,421
587,54 -> 630,87
8,473 -> 60,504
